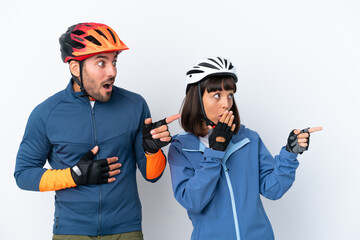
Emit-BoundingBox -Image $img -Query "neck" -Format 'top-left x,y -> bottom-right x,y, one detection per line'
202,121 -> 210,135
72,80 -> 81,92
72,80 -> 93,101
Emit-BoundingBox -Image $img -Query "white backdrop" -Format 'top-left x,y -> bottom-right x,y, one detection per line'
1,0 -> 359,239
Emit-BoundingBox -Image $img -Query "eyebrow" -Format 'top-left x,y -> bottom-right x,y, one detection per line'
94,55 -> 117,60
95,55 -> 108,60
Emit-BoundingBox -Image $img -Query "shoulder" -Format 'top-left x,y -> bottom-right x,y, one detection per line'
30,90 -> 68,123
111,86 -> 150,119
236,125 -> 261,142
169,132 -> 198,164
172,131 -> 198,143
171,131 -> 199,150
112,86 -> 147,103
244,127 -> 260,138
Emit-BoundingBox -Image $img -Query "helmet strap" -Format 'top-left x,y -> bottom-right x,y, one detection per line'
197,83 -> 216,127
71,61 -> 89,98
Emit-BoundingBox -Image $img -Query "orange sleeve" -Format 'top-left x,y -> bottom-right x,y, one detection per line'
145,150 -> 166,180
39,168 -> 77,192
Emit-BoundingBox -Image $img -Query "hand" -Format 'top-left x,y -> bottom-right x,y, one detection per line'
70,146 -> 121,185
209,111 -> 236,151
286,127 -> 323,154
142,113 -> 181,154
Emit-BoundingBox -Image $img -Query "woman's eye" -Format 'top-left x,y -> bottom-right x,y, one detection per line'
214,93 -> 220,98
229,93 -> 234,99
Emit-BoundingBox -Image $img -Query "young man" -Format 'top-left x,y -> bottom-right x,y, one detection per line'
14,22 -> 179,240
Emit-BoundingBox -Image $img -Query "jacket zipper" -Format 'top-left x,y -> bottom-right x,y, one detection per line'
90,103 -> 102,236
222,165 -> 241,240
221,138 -> 250,240
183,137 -> 250,240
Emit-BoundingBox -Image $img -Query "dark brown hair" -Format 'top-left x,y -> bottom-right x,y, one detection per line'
180,76 -> 240,137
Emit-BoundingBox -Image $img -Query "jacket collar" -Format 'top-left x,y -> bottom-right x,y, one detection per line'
65,79 -> 87,102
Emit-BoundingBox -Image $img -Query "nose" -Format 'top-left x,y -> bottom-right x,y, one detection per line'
221,97 -> 232,110
107,64 -> 117,78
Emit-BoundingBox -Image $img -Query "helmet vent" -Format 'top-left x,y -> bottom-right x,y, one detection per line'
186,69 -> 204,75
107,28 -> 117,43
208,58 -> 222,68
74,36 -> 84,42
85,36 -> 102,46
229,63 -> 234,70
70,40 -> 85,49
199,62 -> 220,70
217,57 -> 224,64
72,30 -> 85,36
224,59 -> 228,68
95,29 -> 108,40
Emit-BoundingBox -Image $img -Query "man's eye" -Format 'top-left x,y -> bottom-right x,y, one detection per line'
98,61 -> 104,67
112,61 -> 117,66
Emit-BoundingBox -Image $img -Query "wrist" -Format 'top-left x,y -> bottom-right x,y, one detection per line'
145,149 -> 161,156
70,166 -> 81,185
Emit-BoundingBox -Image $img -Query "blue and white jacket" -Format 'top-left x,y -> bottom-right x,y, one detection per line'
168,125 -> 299,240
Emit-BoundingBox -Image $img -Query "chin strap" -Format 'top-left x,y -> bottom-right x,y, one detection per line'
198,83 -> 216,127
72,61 -> 90,98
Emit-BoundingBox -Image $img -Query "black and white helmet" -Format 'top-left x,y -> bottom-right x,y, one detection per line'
186,57 -> 237,93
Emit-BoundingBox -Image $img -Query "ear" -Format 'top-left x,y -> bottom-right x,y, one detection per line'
69,61 -> 80,77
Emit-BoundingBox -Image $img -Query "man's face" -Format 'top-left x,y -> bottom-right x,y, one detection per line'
82,52 -> 118,102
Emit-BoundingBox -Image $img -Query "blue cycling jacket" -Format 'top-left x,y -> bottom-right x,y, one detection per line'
14,81 -> 163,236
168,125 -> 299,240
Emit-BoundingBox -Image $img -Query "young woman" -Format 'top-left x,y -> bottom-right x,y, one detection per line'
168,57 -> 322,240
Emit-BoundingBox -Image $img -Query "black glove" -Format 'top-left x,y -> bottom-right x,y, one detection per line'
142,118 -> 171,153
209,122 -> 234,151
286,128 -> 310,154
70,150 -> 111,185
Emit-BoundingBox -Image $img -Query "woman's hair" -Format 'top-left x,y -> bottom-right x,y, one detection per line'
180,76 -> 240,137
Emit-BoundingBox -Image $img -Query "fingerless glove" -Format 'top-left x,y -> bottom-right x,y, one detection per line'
71,150 -> 111,185
142,119 -> 171,153
286,128 -> 310,154
209,122 -> 234,151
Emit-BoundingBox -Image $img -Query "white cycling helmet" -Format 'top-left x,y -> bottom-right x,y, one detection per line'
185,56 -> 237,93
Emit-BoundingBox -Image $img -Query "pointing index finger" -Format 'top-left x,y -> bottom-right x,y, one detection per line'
165,113 -> 181,124
308,126 -> 323,133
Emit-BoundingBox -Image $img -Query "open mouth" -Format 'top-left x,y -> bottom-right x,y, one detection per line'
102,81 -> 113,91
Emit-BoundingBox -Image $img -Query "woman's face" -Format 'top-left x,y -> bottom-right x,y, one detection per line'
202,88 -> 234,125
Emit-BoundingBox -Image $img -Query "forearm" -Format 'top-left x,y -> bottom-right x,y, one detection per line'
39,168 -> 76,192
170,148 -> 223,213
260,147 -> 299,200
145,149 -> 166,180
15,167 -> 76,192
14,167 -> 47,191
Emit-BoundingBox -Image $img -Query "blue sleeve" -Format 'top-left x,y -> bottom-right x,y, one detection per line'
134,98 -> 165,182
14,106 -> 51,191
258,137 -> 299,200
168,140 -> 224,213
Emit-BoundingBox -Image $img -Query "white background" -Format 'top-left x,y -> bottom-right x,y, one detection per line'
1,0 -> 359,239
